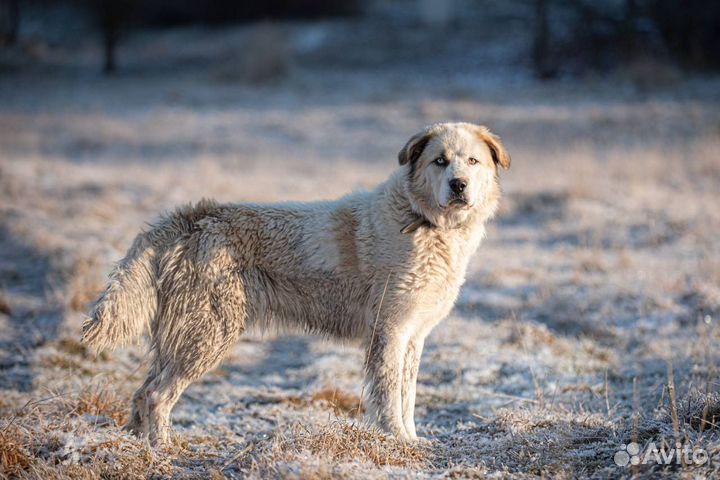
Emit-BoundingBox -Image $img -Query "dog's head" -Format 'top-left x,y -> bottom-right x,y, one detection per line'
398,122 -> 510,229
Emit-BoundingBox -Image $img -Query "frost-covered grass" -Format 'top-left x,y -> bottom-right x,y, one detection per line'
2,4 -> 720,478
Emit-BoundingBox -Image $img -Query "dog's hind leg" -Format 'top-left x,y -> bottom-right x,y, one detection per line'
140,327 -> 243,445
144,371 -> 192,445
125,365 -> 159,437
133,248 -> 248,445
144,300 -> 246,444
142,334 -> 240,445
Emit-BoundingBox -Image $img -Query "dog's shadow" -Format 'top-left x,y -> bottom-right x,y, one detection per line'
219,335 -> 316,391
0,225 -> 65,391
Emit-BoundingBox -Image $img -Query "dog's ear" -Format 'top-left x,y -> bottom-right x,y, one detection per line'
398,130 -> 433,166
473,126 -> 511,170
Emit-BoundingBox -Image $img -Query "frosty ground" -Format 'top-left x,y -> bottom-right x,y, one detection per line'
2,6 -> 720,479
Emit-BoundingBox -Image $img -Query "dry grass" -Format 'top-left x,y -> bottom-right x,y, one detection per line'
71,387 -> 129,427
0,291 -> 11,315
577,249 -> 606,273
24,439 -> 181,480
492,407 -> 613,435
310,387 -> 364,417
0,412 -> 217,479
254,421 -> 430,473
291,422 -> 429,467
37,353 -> 93,375
502,318 -> 577,359
0,426 -> 32,477
37,337 -> 109,374
56,337 -> 109,361
57,338 -> 89,357
675,390 -> 720,433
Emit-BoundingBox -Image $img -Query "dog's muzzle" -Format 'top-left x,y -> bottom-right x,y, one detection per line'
448,195 -> 468,206
448,178 -> 469,206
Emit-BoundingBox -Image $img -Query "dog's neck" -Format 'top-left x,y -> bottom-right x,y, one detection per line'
400,213 -> 434,235
381,170 -> 487,236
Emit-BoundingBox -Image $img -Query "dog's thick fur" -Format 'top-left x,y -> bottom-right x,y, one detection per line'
82,122 -> 510,444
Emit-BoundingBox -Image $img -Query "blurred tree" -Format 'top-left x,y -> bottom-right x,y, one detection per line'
622,0 -> 638,59
647,0 -> 720,69
530,0 -> 720,76
0,0 -> 19,45
80,0 -> 139,74
114,0 -> 359,27
532,0 -> 556,79
77,0 -> 359,74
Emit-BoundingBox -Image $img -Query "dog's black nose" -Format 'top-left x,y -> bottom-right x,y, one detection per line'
449,178 -> 467,194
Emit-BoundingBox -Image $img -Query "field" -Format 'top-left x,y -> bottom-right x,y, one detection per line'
1,6 -> 720,479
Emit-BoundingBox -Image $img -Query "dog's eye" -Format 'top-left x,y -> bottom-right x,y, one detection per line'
434,157 -> 448,166
468,157 -> 479,166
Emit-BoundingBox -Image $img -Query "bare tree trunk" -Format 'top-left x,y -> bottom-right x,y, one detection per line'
532,0 -> 555,79
97,1 -> 129,75
103,26 -> 117,74
623,0 -> 638,61
91,0 -> 136,74
8,0 -> 17,43
0,0 -> 19,45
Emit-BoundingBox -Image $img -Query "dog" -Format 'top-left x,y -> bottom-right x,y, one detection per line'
82,122 -> 510,444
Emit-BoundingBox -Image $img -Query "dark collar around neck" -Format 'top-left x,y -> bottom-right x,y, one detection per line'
400,213 -> 435,234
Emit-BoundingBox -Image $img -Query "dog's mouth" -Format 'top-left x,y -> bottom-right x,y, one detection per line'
442,196 -> 472,209
449,196 -> 469,207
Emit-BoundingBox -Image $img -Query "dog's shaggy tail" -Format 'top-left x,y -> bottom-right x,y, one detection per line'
82,234 -> 158,351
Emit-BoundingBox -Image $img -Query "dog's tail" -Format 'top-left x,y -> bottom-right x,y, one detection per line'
81,233 -> 158,351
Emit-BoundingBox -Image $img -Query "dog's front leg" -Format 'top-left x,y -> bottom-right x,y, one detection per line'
365,329 -> 409,440
401,336 -> 424,440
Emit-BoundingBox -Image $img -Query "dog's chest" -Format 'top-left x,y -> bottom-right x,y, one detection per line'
406,230 -> 476,292
395,230 -> 482,328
